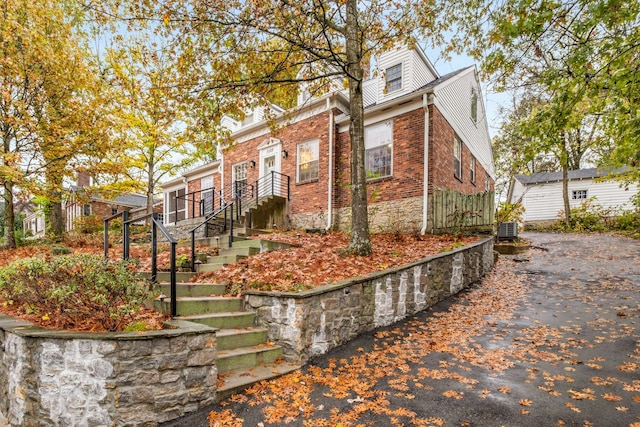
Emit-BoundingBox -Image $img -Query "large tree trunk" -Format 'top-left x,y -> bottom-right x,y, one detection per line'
562,133 -> 571,227
3,181 -> 16,249
45,171 -> 65,240
345,0 -> 371,256
45,197 -> 64,240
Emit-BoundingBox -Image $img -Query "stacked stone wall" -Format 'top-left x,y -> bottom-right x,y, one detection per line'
246,237 -> 494,362
0,320 -> 216,427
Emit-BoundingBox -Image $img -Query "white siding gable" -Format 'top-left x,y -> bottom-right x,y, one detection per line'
411,48 -> 438,90
432,67 -> 494,177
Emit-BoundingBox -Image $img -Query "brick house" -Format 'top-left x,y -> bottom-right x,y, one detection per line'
65,173 -> 161,233
162,45 -> 495,235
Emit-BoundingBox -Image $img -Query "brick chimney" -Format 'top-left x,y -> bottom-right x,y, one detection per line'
76,172 -> 91,187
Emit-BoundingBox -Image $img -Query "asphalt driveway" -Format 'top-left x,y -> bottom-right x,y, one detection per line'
165,232 -> 640,427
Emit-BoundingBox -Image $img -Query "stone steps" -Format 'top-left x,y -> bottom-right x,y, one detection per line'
215,362 -> 302,402
149,233 -> 296,399
155,282 -> 226,297
216,343 -> 283,374
177,311 -> 255,329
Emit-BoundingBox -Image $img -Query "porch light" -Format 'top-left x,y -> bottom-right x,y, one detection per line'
249,160 -> 256,168
282,150 -> 288,159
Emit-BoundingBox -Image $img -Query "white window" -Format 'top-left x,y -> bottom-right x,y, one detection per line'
385,64 -> 402,93
572,189 -> 588,200
233,162 -> 248,196
454,136 -> 462,180
485,173 -> 490,192
365,121 -> 393,179
297,139 -> 319,183
471,88 -> 478,123
470,157 -> 476,184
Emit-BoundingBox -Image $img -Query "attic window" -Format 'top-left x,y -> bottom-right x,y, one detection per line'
572,189 -> 588,200
471,88 -> 478,122
385,64 -> 402,93
454,136 -> 462,180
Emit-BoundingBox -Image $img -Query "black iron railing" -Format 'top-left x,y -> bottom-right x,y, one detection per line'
104,211 -> 178,318
188,202 -> 234,272
174,187 -> 225,222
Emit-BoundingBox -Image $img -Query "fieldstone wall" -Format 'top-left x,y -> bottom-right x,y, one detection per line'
246,237 -> 494,362
332,196 -> 424,234
0,318 -> 217,427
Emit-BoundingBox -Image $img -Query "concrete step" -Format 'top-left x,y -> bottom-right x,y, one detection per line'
155,283 -> 226,298
196,262 -> 227,273
205,254 -> 247,265
176,312 -> 256,329
218,246 -> 260,258
154,296 -> 243,316
216,362 -> 302,402
145,271 -> 197,283
216,343 -> 283,374
216,327 -> 268,351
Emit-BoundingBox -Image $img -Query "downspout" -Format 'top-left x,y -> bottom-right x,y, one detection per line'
421,93 -> 433,234
326,97 -> 334,231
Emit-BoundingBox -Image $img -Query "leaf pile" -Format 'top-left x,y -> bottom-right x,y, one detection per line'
195,232 -> 479,292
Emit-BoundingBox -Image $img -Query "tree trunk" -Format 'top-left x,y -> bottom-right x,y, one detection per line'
45,171 -> 65,240
3,181 -> 16,249
562,133 -> 571,227
345,0 -> 371,255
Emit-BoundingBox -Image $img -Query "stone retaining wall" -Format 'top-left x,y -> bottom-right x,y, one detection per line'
245,237 -> 494,362
0,319 -> 217,427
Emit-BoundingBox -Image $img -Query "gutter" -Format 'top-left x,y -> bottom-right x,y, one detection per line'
421,93 -> 434,234
327,98 -> 335,231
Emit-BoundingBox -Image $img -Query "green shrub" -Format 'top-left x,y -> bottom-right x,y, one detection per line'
614,210 -> 640,231
0,255 -> 150,331
73,214 -> 103,234
51,246 -> 71,255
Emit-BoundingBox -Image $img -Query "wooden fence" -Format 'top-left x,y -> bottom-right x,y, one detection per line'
430,190 -> 495,233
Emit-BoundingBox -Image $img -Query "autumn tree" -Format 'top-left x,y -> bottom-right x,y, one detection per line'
96,0 -> 437,255
443,0 -> 639,220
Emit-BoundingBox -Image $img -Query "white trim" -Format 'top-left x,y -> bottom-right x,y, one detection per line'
327,103 -> 334,231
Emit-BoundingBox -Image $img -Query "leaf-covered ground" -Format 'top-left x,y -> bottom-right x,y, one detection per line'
195,231 -> 479,292
203,232 -> 640,427
0,231 -> 475,330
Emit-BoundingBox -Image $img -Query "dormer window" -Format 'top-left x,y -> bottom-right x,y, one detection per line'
385,64 -> 402,93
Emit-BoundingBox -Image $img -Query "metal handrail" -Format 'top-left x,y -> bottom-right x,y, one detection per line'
127,212 -> 178,318
103,211 -> 130,260
174,187 -> 225,222
187,202 -> 233,271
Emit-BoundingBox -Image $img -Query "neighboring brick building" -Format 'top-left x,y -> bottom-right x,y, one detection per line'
64,174 -> 161,233
162,44 -> 495,234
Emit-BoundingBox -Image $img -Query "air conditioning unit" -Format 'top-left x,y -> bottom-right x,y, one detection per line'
498,222 -> 518,240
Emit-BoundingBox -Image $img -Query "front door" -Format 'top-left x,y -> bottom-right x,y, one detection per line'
263,155 -> 276,195
258,138 -> 282,196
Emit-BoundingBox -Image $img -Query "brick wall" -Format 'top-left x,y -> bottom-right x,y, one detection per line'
334,108 -> 426,210
429,105 -> 493,194
223,104 -> 493,232
223,111 -> 335,220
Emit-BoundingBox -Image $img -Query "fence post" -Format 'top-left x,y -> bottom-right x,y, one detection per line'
190,229 -> 196,273
103,220 -> 109,259
122,211 -> 130,260
229,204 -> 234,248
170,241 -> 177,317
151,217 -> 157,283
